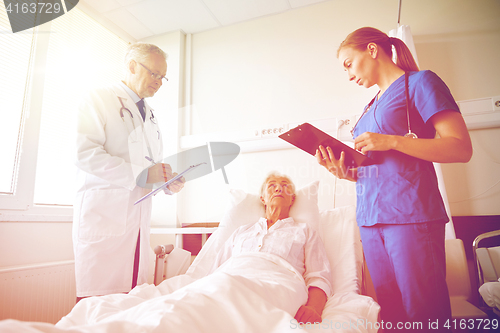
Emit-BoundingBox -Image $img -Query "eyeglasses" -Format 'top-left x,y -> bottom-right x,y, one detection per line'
139,62 -> 168,82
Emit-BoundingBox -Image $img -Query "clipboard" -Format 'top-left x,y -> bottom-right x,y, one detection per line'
134,162 -> 206,205
278,123 -> 375,167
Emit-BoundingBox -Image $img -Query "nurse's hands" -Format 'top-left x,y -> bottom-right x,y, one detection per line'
316,145 -> 350,180
354,132 -> 396,154
354,112 -> 473,163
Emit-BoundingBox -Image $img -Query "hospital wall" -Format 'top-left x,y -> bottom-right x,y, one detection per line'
415,31 -> 500,216
173,0 -> 500,223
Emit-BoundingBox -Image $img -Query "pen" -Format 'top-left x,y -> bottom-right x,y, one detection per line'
145,156 -> 156,166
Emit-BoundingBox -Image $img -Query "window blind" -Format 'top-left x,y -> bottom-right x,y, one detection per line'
0,3 -> 35,194
33,7 -> 128,205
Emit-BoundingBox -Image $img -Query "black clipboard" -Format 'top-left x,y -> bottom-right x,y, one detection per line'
278,123 -> 375,167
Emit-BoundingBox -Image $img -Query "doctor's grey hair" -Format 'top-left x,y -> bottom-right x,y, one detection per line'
124,42 -> 168,66
259,172 -> 296,198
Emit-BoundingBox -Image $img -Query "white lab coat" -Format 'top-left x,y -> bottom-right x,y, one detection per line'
73,84 -> 163,297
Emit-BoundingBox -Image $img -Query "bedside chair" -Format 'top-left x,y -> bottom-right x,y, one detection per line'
446,238 -> 488,320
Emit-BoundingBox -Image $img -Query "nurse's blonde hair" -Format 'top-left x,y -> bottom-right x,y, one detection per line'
338,27 -> 419,72
124,42 -> 167,66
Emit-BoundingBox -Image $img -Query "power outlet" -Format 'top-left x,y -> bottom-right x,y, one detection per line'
258,124 -> 288,138
493,96 -> 500,111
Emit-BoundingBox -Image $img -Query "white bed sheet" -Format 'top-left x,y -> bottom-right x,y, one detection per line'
0,183 -> 380,333
0,253 -> 334,333
479,280 -> 500,310
57,253 -> 308,333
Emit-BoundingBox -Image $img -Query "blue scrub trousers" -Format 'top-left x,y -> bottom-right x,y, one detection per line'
360,222 -> 451,332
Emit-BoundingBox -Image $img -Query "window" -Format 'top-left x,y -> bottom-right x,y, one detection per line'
0,4 -> 128,210
34,8 -> 127,205
0,7 -> 35,195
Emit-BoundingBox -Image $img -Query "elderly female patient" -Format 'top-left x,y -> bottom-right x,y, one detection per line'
212,172 -> 332,324
18,173 -> 332,332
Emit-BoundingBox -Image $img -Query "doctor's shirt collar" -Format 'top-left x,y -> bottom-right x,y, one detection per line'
119,81 -> 141,104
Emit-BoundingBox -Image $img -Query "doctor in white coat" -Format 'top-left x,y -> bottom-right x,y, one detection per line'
73,43 -> 183,301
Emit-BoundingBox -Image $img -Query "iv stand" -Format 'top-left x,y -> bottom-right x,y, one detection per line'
397,0 -> 402,27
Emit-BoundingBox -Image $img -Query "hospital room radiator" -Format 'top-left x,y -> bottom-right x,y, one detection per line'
0,260 -> 76,324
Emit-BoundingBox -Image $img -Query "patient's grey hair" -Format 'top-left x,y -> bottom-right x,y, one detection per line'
259,171 -> 296,198
124,42 -> 167,66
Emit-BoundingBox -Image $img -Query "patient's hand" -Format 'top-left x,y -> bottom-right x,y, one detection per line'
294,305 -> 322,324
294,286 -> 326,324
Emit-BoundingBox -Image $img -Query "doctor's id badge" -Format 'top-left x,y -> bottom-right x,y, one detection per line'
3,0 -> 79,33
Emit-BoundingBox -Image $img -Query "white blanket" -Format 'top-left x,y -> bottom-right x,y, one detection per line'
0,205 -> 380,333
0,253 -> 310,333
479,280 -> 500,310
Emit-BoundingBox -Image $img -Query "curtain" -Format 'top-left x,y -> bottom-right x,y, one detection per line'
389,25 -> 456,239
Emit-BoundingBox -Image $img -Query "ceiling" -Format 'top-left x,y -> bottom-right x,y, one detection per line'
78,0 -> 330,41
78,0 -> 500,42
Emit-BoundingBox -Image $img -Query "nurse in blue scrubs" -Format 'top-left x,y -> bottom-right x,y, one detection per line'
316,27 -> 472,330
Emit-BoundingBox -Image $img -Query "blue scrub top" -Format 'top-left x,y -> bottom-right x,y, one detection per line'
353,70 -> 460,226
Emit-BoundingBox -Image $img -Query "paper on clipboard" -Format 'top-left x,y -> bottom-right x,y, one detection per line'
278,123 -> 375,167
134,162 -> 206,205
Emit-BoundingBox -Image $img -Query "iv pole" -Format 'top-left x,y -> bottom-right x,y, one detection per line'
397,0 -> 402,27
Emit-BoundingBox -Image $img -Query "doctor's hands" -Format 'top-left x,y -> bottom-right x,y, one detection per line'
146,164 -> 185,193
167,173 -> 185,194
146,163 -> 185,194
146,163 -> 173,184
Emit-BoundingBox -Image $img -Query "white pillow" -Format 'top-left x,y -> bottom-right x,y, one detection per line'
186,185 -> 363,298
186,181 -> 320,279
319,205 -> 363,295
215,180 -> 320,247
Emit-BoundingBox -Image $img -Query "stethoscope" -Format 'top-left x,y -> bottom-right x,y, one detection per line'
118,96 -> 160,160
351,72 -> 418,139
118,96 -> 158,125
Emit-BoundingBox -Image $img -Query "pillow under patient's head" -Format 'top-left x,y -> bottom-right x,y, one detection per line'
215,180 -> 320,249
185,180 -> 320,280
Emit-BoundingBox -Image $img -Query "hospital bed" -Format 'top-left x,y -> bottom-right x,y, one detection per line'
0,181 -> 380,333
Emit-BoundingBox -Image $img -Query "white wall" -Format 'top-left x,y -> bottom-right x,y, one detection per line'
139,31 -> 187,250
0,222 -> 73,267
141,31 -> 185,228
176,0 -> 500,223
415,31 -> 500,216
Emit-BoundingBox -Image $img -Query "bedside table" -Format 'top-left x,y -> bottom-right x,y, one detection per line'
150,226 -> 218,249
